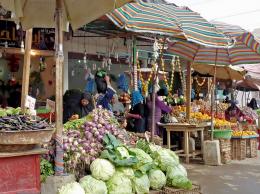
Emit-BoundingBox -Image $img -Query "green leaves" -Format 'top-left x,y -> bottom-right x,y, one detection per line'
40,158 -> 54,183
101,134 -> 138,167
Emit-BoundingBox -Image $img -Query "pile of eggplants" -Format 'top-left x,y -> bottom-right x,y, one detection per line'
0,115 -> 50,131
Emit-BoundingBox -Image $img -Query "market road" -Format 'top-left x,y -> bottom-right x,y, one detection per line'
185,152 -> 260,194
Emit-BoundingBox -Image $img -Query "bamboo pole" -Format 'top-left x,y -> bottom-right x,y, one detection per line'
54,0 -> 64,175
186,62 -> 192,121
21,29 -> 33,112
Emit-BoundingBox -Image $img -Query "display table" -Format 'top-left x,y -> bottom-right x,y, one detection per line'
0,148 -> 47,194
158,122 -> 208,163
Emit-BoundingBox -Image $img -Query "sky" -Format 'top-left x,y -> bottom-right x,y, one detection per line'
166,0 -> 260,32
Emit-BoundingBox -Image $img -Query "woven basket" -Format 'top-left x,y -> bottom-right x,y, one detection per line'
246,138 -> 258,158
149,190 -> 163,194
231,138 -> 246,160
163,184 -> 202,194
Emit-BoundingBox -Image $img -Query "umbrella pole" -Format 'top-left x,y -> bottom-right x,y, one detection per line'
186,62 -> 192,121
132,37 -> 138,91
54,0 -> 64,175
151,38 -> 166,142
211,49 -> 218,141
21,29 -> 33,112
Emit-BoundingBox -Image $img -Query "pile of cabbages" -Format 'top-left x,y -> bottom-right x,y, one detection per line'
59,137 -> 192,194
63,107 -> 129,178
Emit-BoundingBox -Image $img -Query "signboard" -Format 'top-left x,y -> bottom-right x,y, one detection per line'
25,95 -> 36,111
46,99 -> 55,113
0,21 -> 55,50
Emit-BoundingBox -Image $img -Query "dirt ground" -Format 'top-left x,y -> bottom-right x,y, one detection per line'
185,152 -> 260,194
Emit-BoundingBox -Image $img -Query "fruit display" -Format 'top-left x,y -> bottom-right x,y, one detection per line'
190,112 -> 211,122
58,136 -> 192,194
0,107 -> 51,131
62,107 -> 129,179
214,118 -> 233,129
232,130 -> 258,137
119,92 -> 131,103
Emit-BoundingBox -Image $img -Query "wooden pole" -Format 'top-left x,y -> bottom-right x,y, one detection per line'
21,29 -> 33,112
186,62 -> 192,121
54,0 -> 64,175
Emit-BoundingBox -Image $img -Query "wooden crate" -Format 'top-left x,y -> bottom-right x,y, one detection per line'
163,184 -> 202,194
246,138 -> 258,158
219,139 -> 231,164
231,138 -> 246,160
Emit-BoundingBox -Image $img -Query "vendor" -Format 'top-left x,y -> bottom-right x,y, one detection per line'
126,90 -> 145,133
111,94 -> 125,116
64,92 -> 94,122
95,70 -> 116,111
147,88 -> 172,136
225,100 -> 244,122
248,98 -> 258,110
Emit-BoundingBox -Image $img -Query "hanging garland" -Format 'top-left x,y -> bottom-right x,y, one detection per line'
161,57 -> 175,92
176,56 -> 186,95
137,61 -> 155,95
194,77 -> 206,87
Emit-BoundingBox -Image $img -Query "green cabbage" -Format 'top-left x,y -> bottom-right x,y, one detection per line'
166,166 -> 192,190
79,175 -> 107,194
90,158 -> 115,181
58,182 -> 85,194
107,171 -> 133,194
148,169 -> 166,190
117,167 -> 135,179
153,148 -> 179,171
129,148 -> 153,174
133,174 -> 150,194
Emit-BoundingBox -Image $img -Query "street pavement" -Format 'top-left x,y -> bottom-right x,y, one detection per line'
185,152 -> 260,194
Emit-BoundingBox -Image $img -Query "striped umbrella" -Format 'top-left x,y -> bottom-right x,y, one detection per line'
168,21 -> 260,65
107,1 -> 234,48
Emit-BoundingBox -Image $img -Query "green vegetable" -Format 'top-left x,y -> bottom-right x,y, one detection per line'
40,158 -> 54,183
117,167 -> 135,179
90,158 -> 115,181
79,175 -> 107,194
58,182 -> 85,194
148,169 -> 166,190
101,134 -> 138,167
106,171 -> 133,194
133,174 -> 150,194
129,148 -> 153,175
153,148 -> 179,171
166,166 -> 192,190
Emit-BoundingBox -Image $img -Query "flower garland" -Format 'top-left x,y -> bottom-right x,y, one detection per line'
194,77 -> 206,87
137,61 -> 155,95
161,57 -> 175,92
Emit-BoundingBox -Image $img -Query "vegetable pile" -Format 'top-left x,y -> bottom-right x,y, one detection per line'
63,107 -> 129,179
59,134 -> 193,194
0,107 -> 51,131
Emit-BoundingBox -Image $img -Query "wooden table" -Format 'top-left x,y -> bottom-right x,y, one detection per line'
158,122 -> 208,163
